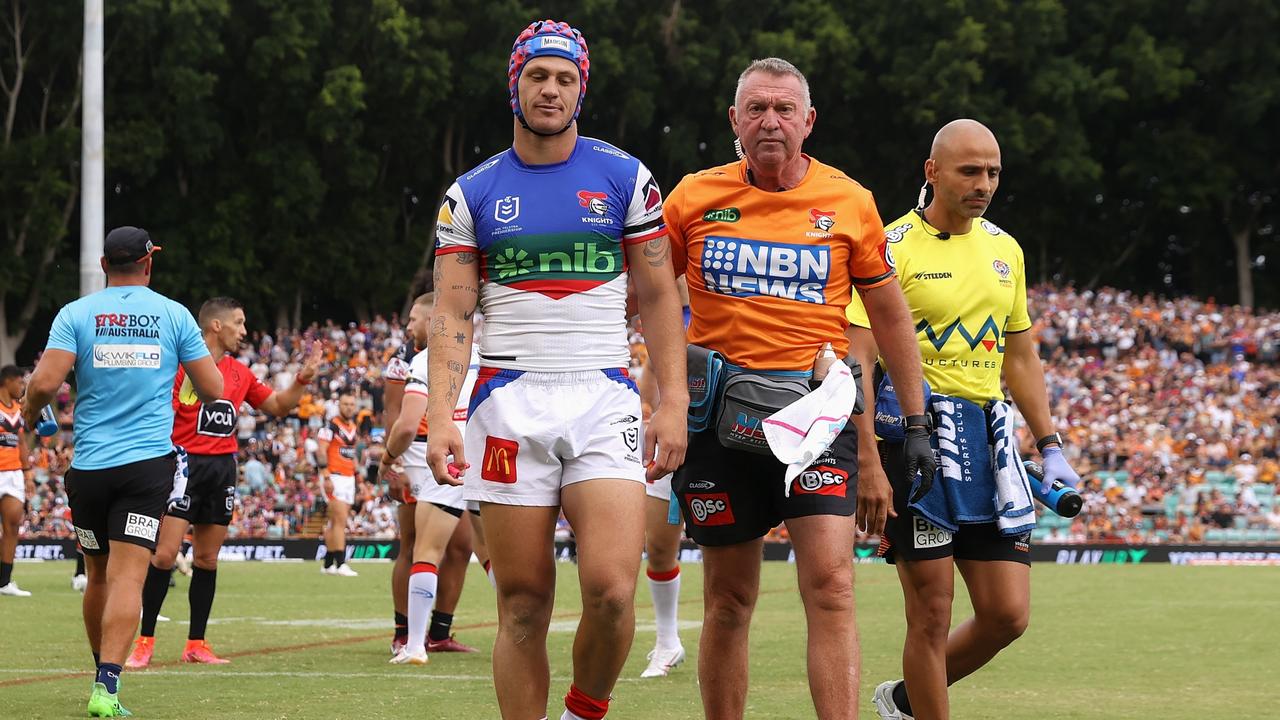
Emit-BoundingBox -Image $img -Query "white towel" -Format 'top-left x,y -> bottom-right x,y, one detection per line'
989,401 -> 1036,535
168,445 -> 189,510
762,363 -> 857,497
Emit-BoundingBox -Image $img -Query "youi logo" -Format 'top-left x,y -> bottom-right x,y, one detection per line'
701,236 -> 830,304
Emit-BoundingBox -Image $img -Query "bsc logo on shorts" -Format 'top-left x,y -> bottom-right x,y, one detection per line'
913,516 -> 952,549
793,466 -> 848,497
124,513 -> 160,542
686,493 -> 735,527
482,436 -> 519,483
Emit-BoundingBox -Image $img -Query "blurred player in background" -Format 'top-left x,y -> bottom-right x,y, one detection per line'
318,393 -> 363,576
0,364 -> 35,597
127,297 -> 320,668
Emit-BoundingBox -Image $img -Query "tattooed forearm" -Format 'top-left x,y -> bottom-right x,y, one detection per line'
643,237 -> 671,267
447,360 -> 463,374
455,251 -> 478,265
454,332 -> 465,345
431,316 -> 447,337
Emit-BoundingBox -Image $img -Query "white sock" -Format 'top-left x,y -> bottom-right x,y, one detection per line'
648,565 -> 681,649
407,563 -> 438,652
561,711 -> 587,720
483,560 -> 496,588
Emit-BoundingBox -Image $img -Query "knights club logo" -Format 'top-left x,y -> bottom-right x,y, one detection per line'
810,208 -> 836,232
577,190 -> 608,216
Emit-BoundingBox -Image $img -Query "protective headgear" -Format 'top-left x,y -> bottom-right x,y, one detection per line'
507,19 -> 590,136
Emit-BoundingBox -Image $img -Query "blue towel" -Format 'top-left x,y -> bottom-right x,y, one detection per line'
906,394 -> 1036,537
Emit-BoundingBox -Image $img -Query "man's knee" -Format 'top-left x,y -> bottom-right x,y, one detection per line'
580,579 -> 633,625
977,603 -> 1029,645
798,562 -> 854,615
905,586 -> 954,642
193,555 -> 218,571
704,581 -> 757,630
498,588 -> 554,639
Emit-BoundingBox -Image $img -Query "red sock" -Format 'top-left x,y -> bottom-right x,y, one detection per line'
411,562 -> 437,575
564,684 -> 609,720
646,565 -> 680,582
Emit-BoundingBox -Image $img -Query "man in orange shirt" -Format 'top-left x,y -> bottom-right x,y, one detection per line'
0,365 -> 35,597
665,58 -> 933,720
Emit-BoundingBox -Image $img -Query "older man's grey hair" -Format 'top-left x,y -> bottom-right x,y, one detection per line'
734,58 -> 811,110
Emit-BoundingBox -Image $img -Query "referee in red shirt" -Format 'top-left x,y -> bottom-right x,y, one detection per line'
127,297 -> 320,668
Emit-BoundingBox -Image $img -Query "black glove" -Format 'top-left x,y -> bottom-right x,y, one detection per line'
903,424 -> 937,503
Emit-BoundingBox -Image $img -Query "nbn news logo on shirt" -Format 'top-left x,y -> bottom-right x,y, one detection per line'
700,236 -> 830,304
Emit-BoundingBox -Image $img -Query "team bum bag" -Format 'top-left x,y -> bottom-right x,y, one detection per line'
687,344 -> 863,456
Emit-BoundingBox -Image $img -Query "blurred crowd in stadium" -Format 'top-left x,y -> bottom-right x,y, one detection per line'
18,286 -> 1280,545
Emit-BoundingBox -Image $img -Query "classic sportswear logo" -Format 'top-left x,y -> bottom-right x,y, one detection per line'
702,207 -> 740,223
686,493 -> 735,526
124,512 -> 160,541
482,436 -> 518,483
494,195 -> 520,223
701,236 -> 830,304
93,344 -> 162,369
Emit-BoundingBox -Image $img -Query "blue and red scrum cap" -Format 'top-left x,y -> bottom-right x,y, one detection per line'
507,20 -> 590,121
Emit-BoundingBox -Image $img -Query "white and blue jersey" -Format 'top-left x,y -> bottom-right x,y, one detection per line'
46,286 -> 208,470
435,137 -> 666,372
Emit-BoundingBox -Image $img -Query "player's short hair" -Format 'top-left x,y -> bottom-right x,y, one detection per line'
198,296 -> 244,329
0,365 -> 23,382
413,292 -> 435,308
734,57 -> 811,111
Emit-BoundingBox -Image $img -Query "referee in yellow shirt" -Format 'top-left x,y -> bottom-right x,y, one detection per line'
848,120 -> 1081,720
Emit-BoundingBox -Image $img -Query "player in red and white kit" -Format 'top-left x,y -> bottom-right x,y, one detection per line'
128,297 -> 320,668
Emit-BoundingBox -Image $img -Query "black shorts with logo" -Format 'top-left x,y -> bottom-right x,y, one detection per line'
66,454 -> 174,555
878,441 -> 1031,565
167,453 -> 238,526
673,423 -> 858,547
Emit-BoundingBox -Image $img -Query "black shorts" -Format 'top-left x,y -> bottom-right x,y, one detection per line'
431,502 -> 463,519
878,441 -> 1031,565
673,423 -> 858,546
166,453 -> 238,526
66,454 -> 175,555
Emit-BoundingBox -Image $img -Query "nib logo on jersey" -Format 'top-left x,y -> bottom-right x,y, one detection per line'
701,236 -> 830,304
485,233 -> 624,300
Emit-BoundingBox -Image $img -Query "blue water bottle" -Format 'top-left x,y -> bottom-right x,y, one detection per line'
35,404 -> 58,437
1024,460 -> 1082,518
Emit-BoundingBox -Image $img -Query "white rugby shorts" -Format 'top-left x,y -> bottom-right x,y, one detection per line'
463,368 -> 645,507
403,464 -> 465,511
0,469 -> 24,502
328,474 -> 355,506
646,471 -> 674,502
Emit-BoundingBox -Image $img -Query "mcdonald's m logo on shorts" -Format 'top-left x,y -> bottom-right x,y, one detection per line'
482,436 -> 519,483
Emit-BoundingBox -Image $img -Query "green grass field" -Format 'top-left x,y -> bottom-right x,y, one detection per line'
0,560 -> 1272,719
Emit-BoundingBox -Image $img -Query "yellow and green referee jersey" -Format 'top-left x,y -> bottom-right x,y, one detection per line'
846,209 -> 1031,405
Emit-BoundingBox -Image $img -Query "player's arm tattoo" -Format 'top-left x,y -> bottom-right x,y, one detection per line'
454,251 -> 478,265
447,360 -> 464,375
431,315 -> 447,337
643,236 -> 671,267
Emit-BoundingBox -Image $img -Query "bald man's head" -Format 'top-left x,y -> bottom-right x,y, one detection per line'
923,119 -> 1002,226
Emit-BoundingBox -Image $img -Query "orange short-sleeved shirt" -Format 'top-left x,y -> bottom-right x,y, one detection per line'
664,157 -> 894,370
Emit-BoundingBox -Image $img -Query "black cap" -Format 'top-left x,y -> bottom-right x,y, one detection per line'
104,226 -> 162,265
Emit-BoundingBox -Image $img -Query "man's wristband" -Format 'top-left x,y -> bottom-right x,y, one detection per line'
905,414 -> 932,431
1036,432 -> 1064,453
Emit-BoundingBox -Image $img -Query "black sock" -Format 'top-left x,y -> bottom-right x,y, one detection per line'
0,561 -> 12,586
75,553 -> 86,576
140,564 -> 174,638
324,550 -> 334,568
394,611 -> 408,640
92,651 -> 100,667
334,549 -> 345,567
428,611 -> 454,642
893,680 -> 913,716
188,566 -> 217,641
96,663 -> 122,694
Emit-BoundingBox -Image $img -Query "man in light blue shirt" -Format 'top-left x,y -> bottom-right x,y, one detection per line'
24,226 -> 223,717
